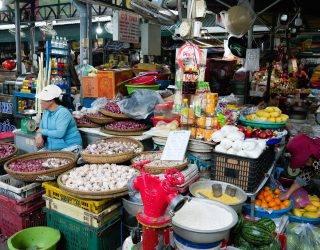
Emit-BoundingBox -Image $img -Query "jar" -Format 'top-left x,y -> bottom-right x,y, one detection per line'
196,127 -> 205,140
190,126 -> 197,139
204,127 -> 217,142
196,116 -> 206,127
205,116 -> 218,128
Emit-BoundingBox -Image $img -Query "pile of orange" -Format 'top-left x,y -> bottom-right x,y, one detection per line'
255,186 -> 291,210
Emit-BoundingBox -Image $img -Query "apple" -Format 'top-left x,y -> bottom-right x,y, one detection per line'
238,126 -> 245,133
252,129 -> 261,138
244,129 -> 253,138
258,131 -> 267,139
265,129 -> 273,138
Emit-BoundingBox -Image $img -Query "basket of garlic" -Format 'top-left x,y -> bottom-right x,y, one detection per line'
81,137 -> 144,164
131,151 -> 188,174
57,164 -> 137,199
4,151 -> 77,182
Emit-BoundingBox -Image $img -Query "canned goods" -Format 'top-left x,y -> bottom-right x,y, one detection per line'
205,116 -> 218,127
204,127 -> 216,141
196,127 -> 205,140
196,116 -> 206,127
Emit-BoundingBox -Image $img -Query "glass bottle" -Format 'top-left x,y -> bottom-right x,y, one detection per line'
180,98 -> 189,130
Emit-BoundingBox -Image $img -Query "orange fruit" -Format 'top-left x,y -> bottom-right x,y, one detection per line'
261,202 -> 269,209
283,200 -> 291,207
255,200 -> 262,206
272,205 -> 281,210
265,196 -> 273,203
274,188 -> 281,195
280,204 -> 286,210
274,198 -> 281,205
264,186 -> 270,191
258,194 -> 264,200
264,191 -> 272,197
269,200 -> 276,207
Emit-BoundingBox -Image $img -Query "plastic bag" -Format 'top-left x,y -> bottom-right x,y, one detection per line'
219,0 -> 256,38
291,188 -> 311,208
90,97 -> 109,109
117,90 -> 164,120
286,223 -> 320,250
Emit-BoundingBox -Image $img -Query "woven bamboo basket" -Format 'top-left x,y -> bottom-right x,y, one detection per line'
4,151 -> 77,182
0,143 -> 18,165
81,137 -> 144,164
131,151 -> 162,164
104,123 -> 150,132
99,108 -> 129,119
86,115 -> 115,125
143,161 -> 188,174
100,128 -> 145,136
77,123 -> 101,128
57,171 -> 128,199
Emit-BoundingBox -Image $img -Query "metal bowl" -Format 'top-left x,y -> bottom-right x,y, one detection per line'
189,180 -> 247,213
122,197 -> 143,217
172,197 -> 238,244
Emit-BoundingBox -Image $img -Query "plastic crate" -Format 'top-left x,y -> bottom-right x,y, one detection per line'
0,201 -> 46,237
45,208 -> 121,250
211,148 -> 275,193
42,181 -> 112,214
43,195 -> 121,228
0,191 -> 45,215
0,174 -> 42,200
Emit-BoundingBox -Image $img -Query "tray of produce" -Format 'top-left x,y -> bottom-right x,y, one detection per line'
4,151 -> 77,182
75,117 -> 101,128
0,143 -> 17,164
131,151 -> 188,174
104,120 -> 149,132
81,137 -> 144,164
243,187 -> 294,218
86,113 -> 115,125
238,126 -> 287,145
99,102 -> 128,119
57,164 -> 137,199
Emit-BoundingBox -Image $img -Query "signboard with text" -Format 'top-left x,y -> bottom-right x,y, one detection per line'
113,10 -> 140,44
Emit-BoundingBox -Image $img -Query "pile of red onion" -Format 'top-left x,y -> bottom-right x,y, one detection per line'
0,144 -> 15,159
75,117 -> 95,125
9,158 -> 70,172
106,120 -> 147,130
104,102 -> 123,114
86,113 -> 106,118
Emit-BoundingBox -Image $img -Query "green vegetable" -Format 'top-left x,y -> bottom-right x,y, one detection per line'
256,218 -> 276,233
241,223 -> 274,246
286,233 -> 299,250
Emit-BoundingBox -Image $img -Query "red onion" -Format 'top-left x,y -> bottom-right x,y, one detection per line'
104,102 -> 123,114
9,158 -> 70,172
106,120 -> 147,130
86,113 -> 106,118
0,144 -> 15,159
75,117 -> 95,125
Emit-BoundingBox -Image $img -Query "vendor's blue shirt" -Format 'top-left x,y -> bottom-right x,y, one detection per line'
40,105 -> 82,150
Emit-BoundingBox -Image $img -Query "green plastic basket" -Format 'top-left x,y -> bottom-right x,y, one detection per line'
45,208 -> 121,250
126,84 -> 160,94
238,117 -> 287,129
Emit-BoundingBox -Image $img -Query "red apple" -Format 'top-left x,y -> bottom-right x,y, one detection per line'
244,129 -> 253,138
258,131 -> 267,139
238,126 -> 245,133
265,129 -> 273,138
252,129 -> 262,138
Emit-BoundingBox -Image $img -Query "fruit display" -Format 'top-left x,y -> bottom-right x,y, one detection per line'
255,186 -> 292,211
238,126 -> 275,139
8,158 -> 71,172
232,216 -> 282,250
290,194 -> 320,219
246,106 -> 288,123
0,144 -> 16,159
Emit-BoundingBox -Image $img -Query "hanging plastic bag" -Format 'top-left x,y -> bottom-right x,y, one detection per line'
219,0 -> 257,38
117,90 -> 164,120
90,97 -> 109,109
286,223 -> 320,250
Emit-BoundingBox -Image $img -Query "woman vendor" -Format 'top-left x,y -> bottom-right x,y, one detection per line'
35,85 -> 83,153
279,134 -> 320,200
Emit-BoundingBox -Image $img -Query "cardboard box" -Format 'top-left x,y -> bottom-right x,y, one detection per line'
82,69 -> 132,99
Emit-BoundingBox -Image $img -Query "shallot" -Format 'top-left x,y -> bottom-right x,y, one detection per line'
74,117 -> 95,125
104,102 -> 123,114
9,158 -> 70,172
86,113 -> 107,118
106,120 -> 147,130
60,164 -> 137,191
0,144 -> 15,159
84,140 -> 142,155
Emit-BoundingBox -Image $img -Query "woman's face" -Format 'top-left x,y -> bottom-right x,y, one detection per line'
40,100 -> 53,110
305,156 -> 314,167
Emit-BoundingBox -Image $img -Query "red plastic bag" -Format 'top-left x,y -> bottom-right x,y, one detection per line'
291,188 -> 311,208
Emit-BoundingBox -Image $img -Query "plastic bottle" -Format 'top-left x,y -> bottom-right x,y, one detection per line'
63,37 -> 68,55
180,98 -> 189,130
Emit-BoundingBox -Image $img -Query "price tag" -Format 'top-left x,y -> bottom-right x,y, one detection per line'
161,130 -> 191,161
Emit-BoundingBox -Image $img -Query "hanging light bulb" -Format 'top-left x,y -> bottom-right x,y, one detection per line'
294,11 -> 302,27
96,22 -> 103,34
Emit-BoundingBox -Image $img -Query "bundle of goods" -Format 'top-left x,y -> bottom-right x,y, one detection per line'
243,186 -> 293,218
0,174 -> 45,237
0,143 -> 17,165
4,151 -> 77,182
102,120 -> 149,136
81,137 -> 143,164
231,216 -> 283,250
131,151 -> 188,174
58,164 -> 137,199
99,102 -> 128,119
240,106 -> 288,129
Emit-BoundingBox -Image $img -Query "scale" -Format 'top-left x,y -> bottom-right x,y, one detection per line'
20,109 -> 37,133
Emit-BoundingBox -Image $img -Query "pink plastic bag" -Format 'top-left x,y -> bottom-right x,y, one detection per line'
291,188 -> 311,208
